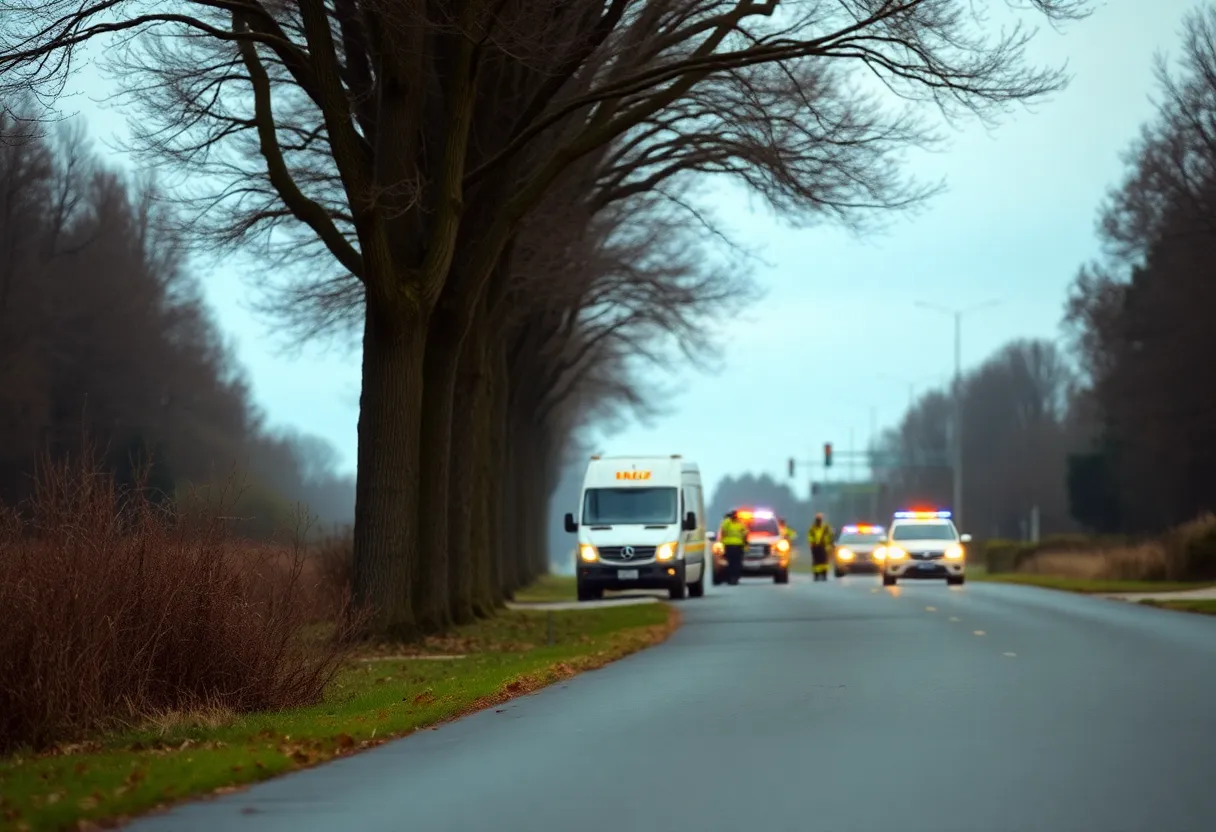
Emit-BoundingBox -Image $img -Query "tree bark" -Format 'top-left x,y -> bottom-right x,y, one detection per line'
486,344 -> 511,603
447,301 -> 492,623
413,308 -> 465,634
352,300 -> 426,639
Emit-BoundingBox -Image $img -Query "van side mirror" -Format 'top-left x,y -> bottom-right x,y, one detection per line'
564,513 -> 578,534
683,511 -> 697,531
960,533 -> 972,543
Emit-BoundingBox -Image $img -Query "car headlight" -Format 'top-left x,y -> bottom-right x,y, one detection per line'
872,547 -> 886,561
836,548 -> 855,561
945,544 -> 964,560
885,546 -> 908,560
656,542 -> 677,561
579,544 -> 599,563
776,539 -> 790,554
712,541 -> 724,556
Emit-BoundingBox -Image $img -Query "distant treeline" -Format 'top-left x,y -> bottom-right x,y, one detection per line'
715,6 -> 1216,540
841,6 -> 1216,538
0,110 -> 354,532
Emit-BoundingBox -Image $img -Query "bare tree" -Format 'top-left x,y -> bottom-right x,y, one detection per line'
2,0 -> 1092,635
1064,3 -> 1216,532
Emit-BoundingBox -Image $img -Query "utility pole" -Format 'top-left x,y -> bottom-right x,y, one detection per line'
914,299 -> 999,531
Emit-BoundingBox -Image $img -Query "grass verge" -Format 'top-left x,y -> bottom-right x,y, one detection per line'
970,572 -> 1216,594
512,573 -> 577,602
0,603 -> 676,832
1138,598 -> 1216,616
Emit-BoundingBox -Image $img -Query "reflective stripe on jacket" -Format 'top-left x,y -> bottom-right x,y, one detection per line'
719,519 -> 748,546
809,525 -> 833,546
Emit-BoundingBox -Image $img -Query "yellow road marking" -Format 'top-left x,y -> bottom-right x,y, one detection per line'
948,616 -> 960,622
973,630 -> 986,636
925,606 -> 937,612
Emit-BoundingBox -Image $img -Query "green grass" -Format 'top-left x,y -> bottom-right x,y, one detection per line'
970,572 -> 1216,594
0,603 -> 674,832
512,573 -> 577,602
1139,598 -> 1216,616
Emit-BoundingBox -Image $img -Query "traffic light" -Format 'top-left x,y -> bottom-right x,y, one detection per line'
788,457 -> 795,478
824,442 -> 833,468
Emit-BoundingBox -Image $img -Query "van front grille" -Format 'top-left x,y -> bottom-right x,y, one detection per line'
598,546 -> 657,562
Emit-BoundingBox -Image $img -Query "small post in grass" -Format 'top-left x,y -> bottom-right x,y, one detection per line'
547,610 -> 554,646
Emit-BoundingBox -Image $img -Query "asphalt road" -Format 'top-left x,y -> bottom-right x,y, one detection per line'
131,574 -> 1216,832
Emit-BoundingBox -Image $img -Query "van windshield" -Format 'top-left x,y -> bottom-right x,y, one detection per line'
583,487 -> 678,525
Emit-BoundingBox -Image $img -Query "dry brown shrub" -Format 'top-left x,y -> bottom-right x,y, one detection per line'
1017,544 -> 1168,581
0,453 -> 363,752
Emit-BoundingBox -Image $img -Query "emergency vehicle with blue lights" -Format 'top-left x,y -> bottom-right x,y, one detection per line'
833,523 -> 886,577
876,509 -> 971,587
712,507 -> 791,585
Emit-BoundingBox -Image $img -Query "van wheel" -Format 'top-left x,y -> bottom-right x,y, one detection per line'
773,569 -> 789,584
688,569 -> 705,598
577,583 -> 602,602
947,575 -> 965,586
882,574 -> 897,587
669,579 -> 687,600
712,570 -> 724,586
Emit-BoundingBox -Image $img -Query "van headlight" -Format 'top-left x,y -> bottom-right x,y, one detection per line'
579,544 -> 599,563
945,544 -> 964,560
836,548 -> 855,561
885,546 -> 908,560
656,542 -> 677,561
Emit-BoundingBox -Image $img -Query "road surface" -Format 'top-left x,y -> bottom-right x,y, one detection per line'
131,575 -> 1216,832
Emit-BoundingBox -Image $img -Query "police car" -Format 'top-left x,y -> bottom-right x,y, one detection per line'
877,510 -> 971,587
833,523 -> 886,577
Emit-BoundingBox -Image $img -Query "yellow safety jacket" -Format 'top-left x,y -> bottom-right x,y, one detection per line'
719,519 -> 748,546
808,524 -> 833,547
782,525 -> 798,542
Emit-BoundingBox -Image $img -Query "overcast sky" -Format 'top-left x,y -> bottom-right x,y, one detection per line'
64,0 -> 1194,501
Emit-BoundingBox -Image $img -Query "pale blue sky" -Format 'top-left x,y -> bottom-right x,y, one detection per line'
62,0 -> 1190,500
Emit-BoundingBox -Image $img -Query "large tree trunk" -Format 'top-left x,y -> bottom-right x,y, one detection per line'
352,301 -> 427,639
413,308 -> 465,634
448,301 -> 494,623
486,345 -> 511,603
511,419 -> 544,587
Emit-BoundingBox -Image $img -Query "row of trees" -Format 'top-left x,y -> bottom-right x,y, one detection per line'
0,109 -> 357,530
868,338 -> 1082,539
871,4 -> 1216,539
2,0 -> 1092,637
1064,4 -> 1216,533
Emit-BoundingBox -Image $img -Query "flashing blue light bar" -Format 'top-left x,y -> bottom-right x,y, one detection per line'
842,525 -> 858,533
753,509 -> 774,518
894,510 -> 952,519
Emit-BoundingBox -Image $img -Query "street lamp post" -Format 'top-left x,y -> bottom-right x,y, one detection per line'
913,299 -> 999,531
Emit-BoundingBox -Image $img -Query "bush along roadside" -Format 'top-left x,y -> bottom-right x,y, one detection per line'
1138,599 -> 1216,616
0,602 -> 678,832
975,513 -> 1216,582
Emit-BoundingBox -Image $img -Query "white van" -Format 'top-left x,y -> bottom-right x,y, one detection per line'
563,455 -> 707,602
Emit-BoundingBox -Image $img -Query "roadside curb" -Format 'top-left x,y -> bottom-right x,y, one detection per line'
506,596 -> 660,611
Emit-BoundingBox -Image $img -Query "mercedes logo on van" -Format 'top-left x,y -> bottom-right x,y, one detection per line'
621,546 -> 636,560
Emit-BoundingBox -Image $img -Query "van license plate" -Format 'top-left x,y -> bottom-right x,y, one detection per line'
617,569 -> 639,580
